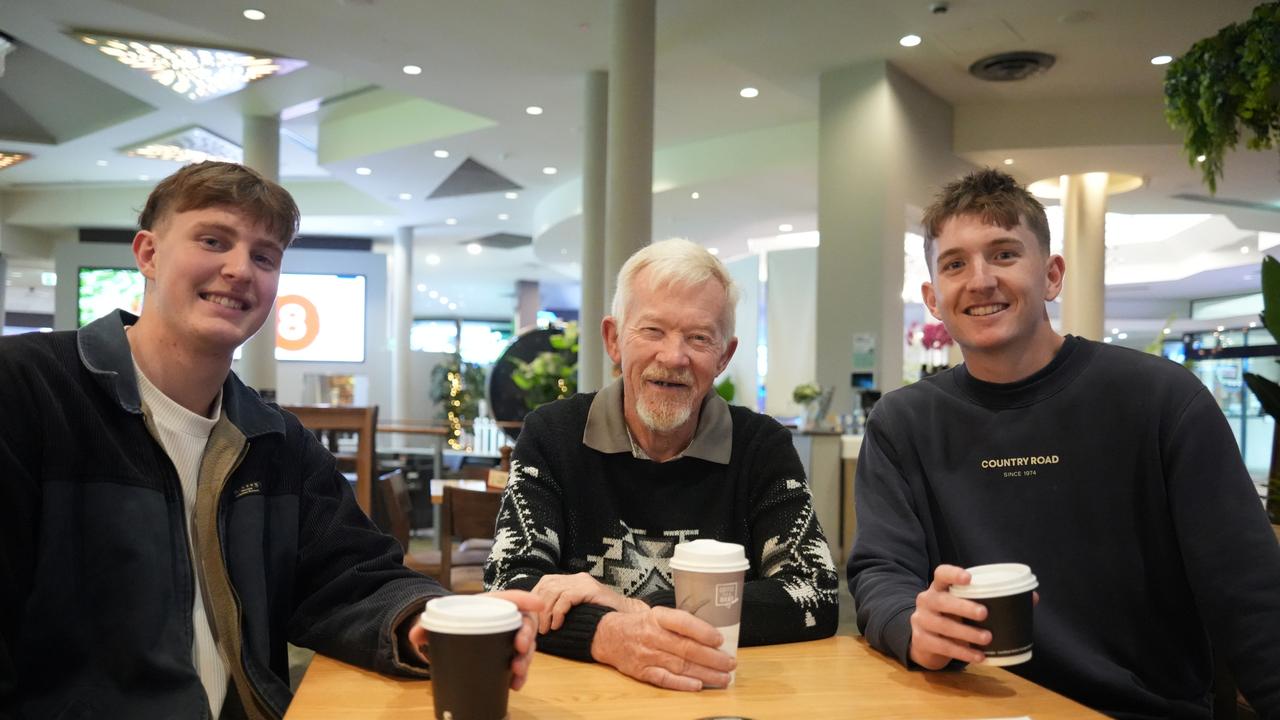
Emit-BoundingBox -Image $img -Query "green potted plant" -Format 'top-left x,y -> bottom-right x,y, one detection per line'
509,322 -> 579,411
1163,2 -> 1280,193
1240,255 -> 1280,524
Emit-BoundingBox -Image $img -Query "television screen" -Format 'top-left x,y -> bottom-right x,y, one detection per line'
74,268 -> 367,362
274,273 -> 366,362
78,267 -> 145,327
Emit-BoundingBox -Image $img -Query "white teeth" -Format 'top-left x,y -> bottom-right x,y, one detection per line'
967,304 -> 1006,317
204,294 -> 246,310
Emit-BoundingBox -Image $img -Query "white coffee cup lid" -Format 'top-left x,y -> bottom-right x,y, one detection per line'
669,539 -> 750,573
948,563 -> 1038,599
419,596 -> 522,635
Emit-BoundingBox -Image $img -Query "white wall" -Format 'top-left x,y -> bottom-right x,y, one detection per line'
766,247 -> 818,417
720,255 -> 759,408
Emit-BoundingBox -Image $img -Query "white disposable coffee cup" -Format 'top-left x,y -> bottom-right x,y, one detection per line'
419,596 -> 523,720
949,563 -> 1038,666
670,539 -> 750,686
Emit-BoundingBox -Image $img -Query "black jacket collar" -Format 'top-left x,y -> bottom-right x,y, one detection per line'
78,310 -> 285,438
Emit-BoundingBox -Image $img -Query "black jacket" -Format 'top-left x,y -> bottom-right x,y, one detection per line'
0,311 -> 445,719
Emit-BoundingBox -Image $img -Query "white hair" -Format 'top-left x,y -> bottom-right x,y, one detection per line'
610,238 -> 739,344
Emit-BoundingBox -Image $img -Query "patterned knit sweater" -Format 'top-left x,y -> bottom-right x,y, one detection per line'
484,388 -> 839,660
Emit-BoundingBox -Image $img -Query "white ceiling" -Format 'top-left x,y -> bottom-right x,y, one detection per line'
2,0 -> 1279,320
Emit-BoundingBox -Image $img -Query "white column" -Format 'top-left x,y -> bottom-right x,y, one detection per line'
1060,172 -> 1108,341
579,70 -> 608,392
390,226 -> 413,421
602,0 -> 655,310
240,114 -> 281,397
516,280 -> 540,332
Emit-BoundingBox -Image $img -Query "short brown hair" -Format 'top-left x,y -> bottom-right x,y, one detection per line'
138,161 -> 299,247
921,168 -> 1050,267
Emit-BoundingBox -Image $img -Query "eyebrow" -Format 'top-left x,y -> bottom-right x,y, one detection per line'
935,236 -> 1026,265
192,222 -> 286,252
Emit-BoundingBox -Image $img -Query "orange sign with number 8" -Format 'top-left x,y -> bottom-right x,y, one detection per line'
276,294 -> 321,351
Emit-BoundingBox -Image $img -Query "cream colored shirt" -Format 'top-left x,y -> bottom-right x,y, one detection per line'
134,363 -> 228,718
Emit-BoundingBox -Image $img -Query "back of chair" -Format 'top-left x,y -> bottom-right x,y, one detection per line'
374,470 -> 412,552
440,486 -> 502,592
285,404 -> 379,514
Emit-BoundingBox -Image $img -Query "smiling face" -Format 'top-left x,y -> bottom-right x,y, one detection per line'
922,213 -> 1065,382
133,205 -> 284,359
603,268 -> 737,438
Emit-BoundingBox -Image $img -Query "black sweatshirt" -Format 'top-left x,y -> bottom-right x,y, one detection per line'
485,384 -> 839,660
849,336 -> 1280,720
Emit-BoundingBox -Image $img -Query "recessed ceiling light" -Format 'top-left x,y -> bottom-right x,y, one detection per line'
1003,158 -> 1014,165
75,32 -> 305,102
1103,336 -> 1113,343
498,213 -> 510,220
439,296 -> 450,304
690,191 -> 700,199
355,166 -> 372,175
445,217 -> 458,225
398,192 -> 413,200
1241,246 -> 1251,253
1196,154 -> 1207,163
416,283 -> 427,292
1249,321 -> 1258,328
1117,332 -> 1128,340
778,223 -> 793,232
96,160 -> 109,167
542,166 -> 558,175
739,87 -> 759,99
433,149 -> 450,159
1111,327 -> 1119,334
466,243 -> 483,255
504,191 -> 519,200
242,9 -> 266,21
425,254 -> 441,266
138,174 -> 150,181
448,302 -> 457,310
1163,327 -> 1172,334
1150,55 -> 1173,65
1217,325 -> 1226,332
708,247 -> 720,256
899,34 -> 922,48
428,289 -> 439,298
525,105 -> 544,116
403,64 -> 423,75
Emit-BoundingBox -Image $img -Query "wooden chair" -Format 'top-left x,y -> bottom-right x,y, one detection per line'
285,405 -> 378,515
374,471 -> 491,587
440,486 -> 503,593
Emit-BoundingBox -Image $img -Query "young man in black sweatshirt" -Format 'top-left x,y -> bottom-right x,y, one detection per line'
848,168 -> 1280,719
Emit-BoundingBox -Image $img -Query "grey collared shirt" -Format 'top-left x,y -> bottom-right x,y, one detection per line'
581,379 -> 732,464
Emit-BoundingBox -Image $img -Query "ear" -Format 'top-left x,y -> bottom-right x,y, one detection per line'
1043,254 -> 1065,302
922,280 -> 943,321
717,337 -> 738,375
602,315 -> 622,367
133,230 -> 158,282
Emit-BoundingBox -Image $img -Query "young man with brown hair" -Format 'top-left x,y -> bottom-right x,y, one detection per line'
0,162 -> 538,719
848,168 -> 1280,718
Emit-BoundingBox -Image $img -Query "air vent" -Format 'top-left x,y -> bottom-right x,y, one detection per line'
969,51 -> 1056,82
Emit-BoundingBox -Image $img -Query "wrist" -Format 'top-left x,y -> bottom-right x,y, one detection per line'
589,611 -> 620,663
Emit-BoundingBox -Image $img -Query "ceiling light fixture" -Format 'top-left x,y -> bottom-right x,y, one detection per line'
1003,158 -> 1014,165
899,34 -> 922,47
466,243 -> 482,255
690,191 -> 700,199
433,149 -> 450,159
542,166 -> 558,175
398,192 -> 413,200
1196,154 -> 1207,163
739,87 -> 759,98
355,166 -> 372,176
1150,55 -> 1173,65
402,64 -> 422,75
498,213 -> 509,220
74,31 -> 305,102
242,9 -> 266,21
96,160 -> 109,166
1241,246 -> 1251,253
708,247 -> 720,256
448,302 -> 457,310
778,223 -> 793,232
504,191 -> 519,200
121,126 -> 242,164
525,105 -> 544,115
417,283 -> 427,292
0,151 -> 33,170
428,290 -> 439,298
425,254 -> 441,266
439,296 -> 449,304
445,218 -> 458,225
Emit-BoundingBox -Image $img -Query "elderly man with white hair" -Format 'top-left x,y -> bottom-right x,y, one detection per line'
485,238 -> 838,691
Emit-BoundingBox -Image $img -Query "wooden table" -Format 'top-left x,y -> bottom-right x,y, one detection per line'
287,635 -> 1103,719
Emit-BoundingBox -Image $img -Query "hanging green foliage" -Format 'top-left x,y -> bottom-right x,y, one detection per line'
1163,2 -> 1280,193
